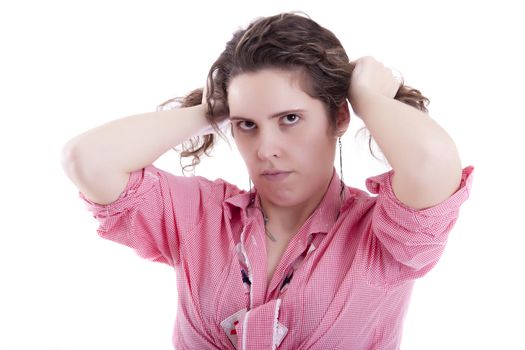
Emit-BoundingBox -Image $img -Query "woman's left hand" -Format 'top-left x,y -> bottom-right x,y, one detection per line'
348,56 -> 402,116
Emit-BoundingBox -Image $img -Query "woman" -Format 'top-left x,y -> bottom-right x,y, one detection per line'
62,12 -> 474,350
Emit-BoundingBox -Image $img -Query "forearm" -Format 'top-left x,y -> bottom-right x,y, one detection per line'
353,91 -> 460,175
63,103 -> 209,174
61,103 -> 210,204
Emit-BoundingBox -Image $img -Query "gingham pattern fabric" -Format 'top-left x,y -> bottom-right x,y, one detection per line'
79,164 -> 474,349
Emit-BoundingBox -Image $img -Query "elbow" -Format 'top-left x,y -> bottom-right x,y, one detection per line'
425,131 -> 460,160
61,141 -> 76,165
425,138 -> 462,173
61,141 -> 85,178
416,144 -> 463,200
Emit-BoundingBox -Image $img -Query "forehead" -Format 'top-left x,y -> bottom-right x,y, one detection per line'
227,68 -> 322,119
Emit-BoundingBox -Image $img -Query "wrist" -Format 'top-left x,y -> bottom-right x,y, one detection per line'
195,118 -> 231,137
349,89 -> 385,118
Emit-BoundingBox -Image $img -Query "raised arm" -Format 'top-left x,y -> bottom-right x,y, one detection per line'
348,56 -> 463,210
61,103 -> 210,205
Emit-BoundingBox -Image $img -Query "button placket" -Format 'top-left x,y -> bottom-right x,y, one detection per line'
236,220 -> 254,310
272,237 -> 317,299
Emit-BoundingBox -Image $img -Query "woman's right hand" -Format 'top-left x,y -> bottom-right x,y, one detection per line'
202,77 -> 228,118
198,77 -> 230,135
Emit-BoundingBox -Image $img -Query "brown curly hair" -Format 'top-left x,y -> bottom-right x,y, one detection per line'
157,12 -> 429,174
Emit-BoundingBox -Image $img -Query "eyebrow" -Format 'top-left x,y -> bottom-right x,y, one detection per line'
229,109 -> 306,121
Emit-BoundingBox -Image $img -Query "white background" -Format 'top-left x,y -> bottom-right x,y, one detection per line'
1,0 -> 523,349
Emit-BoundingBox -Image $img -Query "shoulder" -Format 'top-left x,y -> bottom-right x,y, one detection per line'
144,164 -> 243,199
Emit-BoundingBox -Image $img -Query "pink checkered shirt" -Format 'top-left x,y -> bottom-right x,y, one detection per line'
80,164 -> 474,349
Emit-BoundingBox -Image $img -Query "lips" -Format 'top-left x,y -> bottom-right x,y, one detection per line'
261,170 -> 291,182
262,171 -> 287,175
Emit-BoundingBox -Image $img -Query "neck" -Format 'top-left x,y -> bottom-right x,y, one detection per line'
258,176 -> 331,239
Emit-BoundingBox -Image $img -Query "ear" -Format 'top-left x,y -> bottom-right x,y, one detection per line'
335,101 -> 350,137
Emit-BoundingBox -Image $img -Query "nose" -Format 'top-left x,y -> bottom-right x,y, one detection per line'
256,130 -> 282,160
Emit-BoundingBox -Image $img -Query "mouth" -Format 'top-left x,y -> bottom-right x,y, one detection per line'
261,171 -> 292,182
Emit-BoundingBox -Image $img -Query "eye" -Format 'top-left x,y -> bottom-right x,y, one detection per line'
237,120 -> 256,131
281,114 -> 300,125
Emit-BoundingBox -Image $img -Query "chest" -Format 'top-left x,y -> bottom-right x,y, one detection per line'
265,236 -> 291,285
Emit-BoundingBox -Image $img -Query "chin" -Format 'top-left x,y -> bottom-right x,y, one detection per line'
259,189 -> 304,207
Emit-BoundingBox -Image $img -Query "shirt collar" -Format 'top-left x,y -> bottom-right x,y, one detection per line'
224,167 -> 344,237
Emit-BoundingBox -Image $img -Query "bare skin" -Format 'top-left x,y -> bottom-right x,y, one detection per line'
227,68 -> 350,288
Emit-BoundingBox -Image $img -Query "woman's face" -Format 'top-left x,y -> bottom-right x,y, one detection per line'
227,68 -> 348,208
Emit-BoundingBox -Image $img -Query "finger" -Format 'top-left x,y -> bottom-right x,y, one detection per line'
349,58 -> 363,74
349,55 -> 367,68
348,60 -> 357,73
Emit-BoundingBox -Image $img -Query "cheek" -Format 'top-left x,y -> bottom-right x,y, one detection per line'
234,137 -> 255,163
306,143 -> 325,161
302,135 -> 335,165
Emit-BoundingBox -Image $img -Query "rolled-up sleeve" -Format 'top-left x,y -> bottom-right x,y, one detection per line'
363,165 -> 474,285
79,164 -> 213,267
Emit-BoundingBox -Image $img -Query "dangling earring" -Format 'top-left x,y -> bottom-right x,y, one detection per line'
338,137 -> 345,203
248,177 -> 255,206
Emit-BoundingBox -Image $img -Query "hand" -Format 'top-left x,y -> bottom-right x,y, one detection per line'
202,76 -> 228,121
348,56 -> 402,116
198,76 -> 230,136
